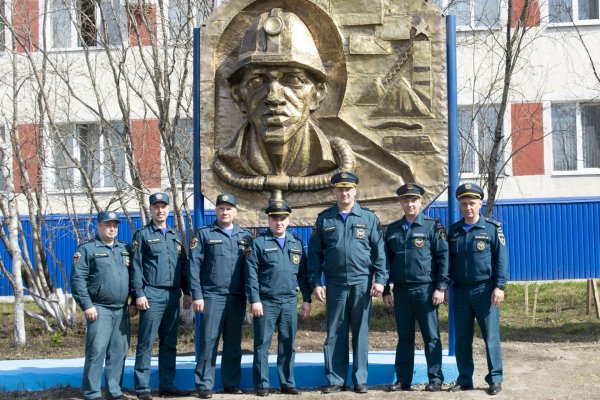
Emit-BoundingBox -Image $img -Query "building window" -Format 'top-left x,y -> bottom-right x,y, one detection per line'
549,0 -> 599,23
50,0 -> 125,49
168,0 -> 190,42
432,0 -> 501,27
0,125 -> 6,191
551,103 -> 600,172
458,106 -> 506,176
0,0 -> 7,53
52,122 -> 128,190
174,118 -> 193,185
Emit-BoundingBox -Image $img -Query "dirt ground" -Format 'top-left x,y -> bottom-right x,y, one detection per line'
3,339 -> 600,400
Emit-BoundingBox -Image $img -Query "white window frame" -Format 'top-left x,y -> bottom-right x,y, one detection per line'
545,0 -> 600,26
0,0 -> 9,54
49,122 -> 130,191
0,124 -> 9,192
432,0 -> 508,30
458,104 -> 511,178
174,118 -> 193,186
46,0 -> 127,50
548,101 -> 600,175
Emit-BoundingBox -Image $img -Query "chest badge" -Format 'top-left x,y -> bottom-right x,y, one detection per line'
355,228 -> 365,239
190,237 -> 198,249
477,241 -> 486,251
413,238 -> 425,248
292,254 -> 301,265
177,245 -> 182,254
124,256 -> 130,267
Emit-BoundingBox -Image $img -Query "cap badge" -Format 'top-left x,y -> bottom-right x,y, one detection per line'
276,201 -> 283,208
222,195 -> 229,201
341,172 -> 348,178
465,183 -> 472,189
109,212 -> 116,219
156,193 -> 163,200
407,184 -> 414,189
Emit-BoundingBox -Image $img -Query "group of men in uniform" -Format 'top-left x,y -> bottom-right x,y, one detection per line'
71,172 -> 507,399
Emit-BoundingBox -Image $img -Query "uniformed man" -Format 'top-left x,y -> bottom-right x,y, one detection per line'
131,193 -> 192,400
307,172 -> 387,394
71,211 -> 132,400
447,183 -> 508,396
383,183 -> 449,392
246,200 -> 312,397
189,194 -> 253,399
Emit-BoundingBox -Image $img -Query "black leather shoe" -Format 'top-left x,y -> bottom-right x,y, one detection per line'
224,386 -> 242,394
158,387 -> 192,397
198,389 -> 212,399
354,384 -> 368,394
488,383 -> 502,395
388,382 -> 411,391
321,385 -> 342,394
256,388 -> 269,397
425,381 -> 442,392
137,394 -> 152,400
109,395 -> 132,400
448,383 -> 474,392
281,387 -> 301,395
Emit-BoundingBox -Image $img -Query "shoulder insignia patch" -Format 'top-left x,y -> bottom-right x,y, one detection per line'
72,252 -> 81,264
131,240 -> 138,253
190,237 -> 198,249
498,232 -> 506,246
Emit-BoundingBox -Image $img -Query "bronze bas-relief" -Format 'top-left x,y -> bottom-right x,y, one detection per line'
200,0 -> 448,225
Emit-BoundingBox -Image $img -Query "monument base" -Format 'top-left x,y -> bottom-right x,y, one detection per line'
0,351 -> 458,392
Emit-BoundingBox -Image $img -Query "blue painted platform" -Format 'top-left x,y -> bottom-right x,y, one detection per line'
0,351 -> 457,392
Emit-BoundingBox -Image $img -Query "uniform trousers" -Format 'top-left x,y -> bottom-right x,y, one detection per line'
324,281 -> 371,386
82,305 -> 129,400
392,283 -> 443,385
453,281 -> 503,386
252,297 -> 298,390
195,294 -> 246,390
134,286 -> 181,395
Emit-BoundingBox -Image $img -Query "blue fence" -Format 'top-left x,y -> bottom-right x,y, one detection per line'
0,197 -> 599,296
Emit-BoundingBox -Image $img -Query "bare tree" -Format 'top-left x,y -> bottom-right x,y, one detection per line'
0,0 -> 215,343
440,0 -> 547,216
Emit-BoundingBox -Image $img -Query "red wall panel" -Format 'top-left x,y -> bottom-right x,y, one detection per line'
511,102 -> 544,176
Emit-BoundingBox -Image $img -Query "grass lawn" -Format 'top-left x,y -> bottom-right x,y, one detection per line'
1,281 -> 599,360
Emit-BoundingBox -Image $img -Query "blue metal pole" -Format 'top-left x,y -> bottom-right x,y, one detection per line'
193,26 -> 204,363
446,14 -> 459,357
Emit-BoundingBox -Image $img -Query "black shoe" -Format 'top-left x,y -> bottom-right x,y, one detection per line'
256,388 -> 269,397
224,386 -> 243,395
425,381 -> 442,392
137,394 -> 152,400
198,389 -> 212,399
448,383 -> 474,392
281,387 -> 301,395
108,395 -> 132,400
321,385 -> 342,394
354,384 -> 368,394
388,382 -> 411,392
488,383 -> 502,395
158,387 -> 192,397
